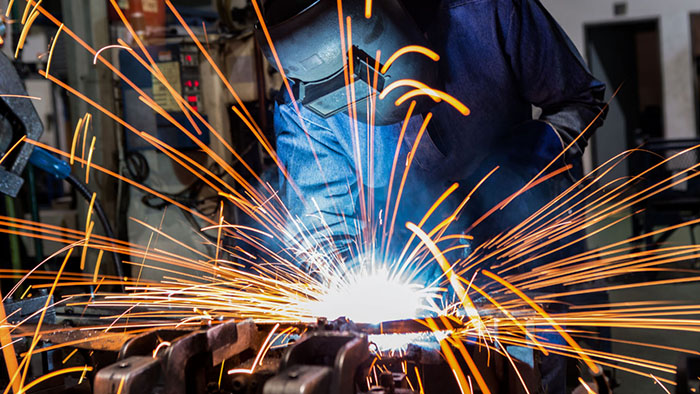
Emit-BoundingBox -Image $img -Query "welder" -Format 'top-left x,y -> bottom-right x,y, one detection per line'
256,0 -> 606,392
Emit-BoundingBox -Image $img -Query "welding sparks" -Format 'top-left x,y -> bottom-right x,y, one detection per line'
306,266 -> 440,324
0,94 -> 40,100
92,44 -> 132,65
3,1 -> 700,393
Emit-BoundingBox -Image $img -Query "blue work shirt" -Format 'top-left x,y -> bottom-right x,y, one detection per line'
273,0 -> 606,254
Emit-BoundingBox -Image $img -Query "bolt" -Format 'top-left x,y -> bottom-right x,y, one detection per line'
118,362 -> 130,369
288,370 -> 299,379
232,377 -> 246,390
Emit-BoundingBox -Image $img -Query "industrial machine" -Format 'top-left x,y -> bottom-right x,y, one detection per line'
0,52 -> 43,198
7,299 -> 696,394
3,305 -> 528,394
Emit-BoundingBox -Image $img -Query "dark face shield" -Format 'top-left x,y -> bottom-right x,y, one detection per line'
255,0 -> 441,125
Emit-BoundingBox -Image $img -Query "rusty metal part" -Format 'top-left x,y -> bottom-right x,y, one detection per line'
0,52 -> 43,197
12,324 -> 137,352
92,356 -> 161,394
263,331 -> 371,394
93,319 -> 262,394
209,318 -> 257,365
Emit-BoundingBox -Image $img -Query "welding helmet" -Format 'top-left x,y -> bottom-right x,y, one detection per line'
254,0 -> 441,125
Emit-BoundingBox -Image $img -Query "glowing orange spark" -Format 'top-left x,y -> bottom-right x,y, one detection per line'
0,136 -> 26,166
498,341 -> 530,394
81,113 -> 91,166
152,341 -> 171,358
0,288 -> 19,394
482,270 -> 600,374
395,89 -> 470,116
84,192 -> 96,234
202,21 -> 210,49
92,250 -> 104,282
79,221 -> 94,270
405,222 -> 481,324
577,377 -> 596,394
380,79 -> 440,100
69,116 -> 83,165
395,88 -> 442,106
15,7 -> 40,58
85,136 -> 96,183
18,247 -> 74,391
424,319 -> 473,394
385,113 -> 432,254
470,283 -> 548,355
651,373 -> 671,393
92,44 -> 131,65
440,317 -> 492,394
4,0 -> 14,17
19,286 -> 31,300
379,79 -> 470,116
228,324 -> 279,374
365,0 -> 372,18
0,94 -> 40,100
78,365 -> 89,385
19,0 -> 33,24
381,100 -> 416,251
414,366 -> 425,394
381,45 -> 440,74
45,24 -> 63,77
18,366 -> 92,394
116,376 -> 125,394
218,361 -> 225,388
61,348 -> 78,364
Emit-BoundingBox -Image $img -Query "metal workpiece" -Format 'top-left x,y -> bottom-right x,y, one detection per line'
93,319 -> 263,394
93,356 -> 162,394
263,364 -> 334,394
0,52 -> 43,197
3,293 -> 55,324
264,331 -> 370,394
208,319 -> 258,366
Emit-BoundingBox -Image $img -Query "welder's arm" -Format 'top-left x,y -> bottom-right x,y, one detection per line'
506,0 -> 607,160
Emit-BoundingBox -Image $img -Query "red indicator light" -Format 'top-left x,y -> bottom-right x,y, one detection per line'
185,55 -> 192,62
192,106 -> 198,112
185,80 -> 192,87
194,80 -> 199,87
187,95 -> 198,103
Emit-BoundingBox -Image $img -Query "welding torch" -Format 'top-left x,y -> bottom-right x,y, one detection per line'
29,146 -> 126,290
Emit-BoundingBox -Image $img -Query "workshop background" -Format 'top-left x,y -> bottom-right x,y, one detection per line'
1,0 -> 700,393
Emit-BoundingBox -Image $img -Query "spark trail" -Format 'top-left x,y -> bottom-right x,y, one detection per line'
1,0 -> 700,392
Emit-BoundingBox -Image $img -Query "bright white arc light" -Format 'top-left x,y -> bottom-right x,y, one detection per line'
306,268 -> 436,324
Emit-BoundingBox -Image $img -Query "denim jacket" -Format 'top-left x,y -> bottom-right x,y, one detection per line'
273,0 -> 606,246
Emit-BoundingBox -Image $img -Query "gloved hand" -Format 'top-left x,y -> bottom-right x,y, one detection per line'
503,120 -> 571,170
